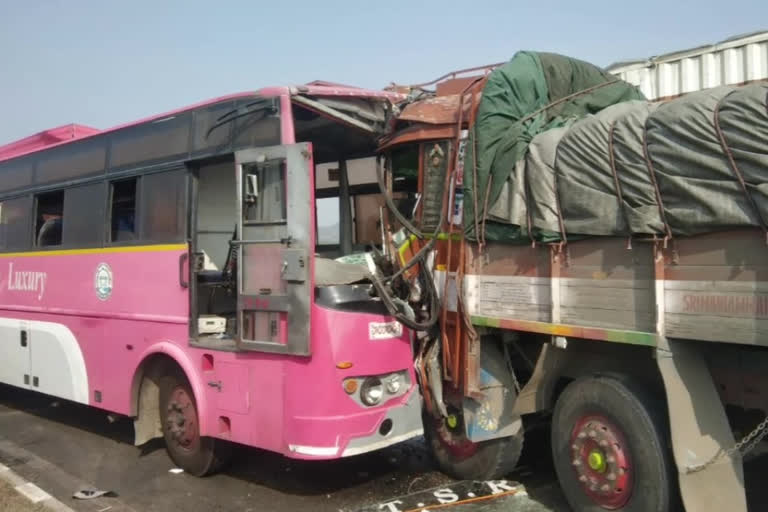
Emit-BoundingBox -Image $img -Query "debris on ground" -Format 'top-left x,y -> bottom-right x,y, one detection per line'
355,480 -> 554,512
73,488 -> 118,499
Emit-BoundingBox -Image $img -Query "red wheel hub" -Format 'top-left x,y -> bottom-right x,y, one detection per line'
434,413 -> 478,459
570,415 -> 633,509
166,386 -> 199,451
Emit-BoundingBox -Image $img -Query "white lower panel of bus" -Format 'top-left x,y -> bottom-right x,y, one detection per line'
0,317 -> 89,404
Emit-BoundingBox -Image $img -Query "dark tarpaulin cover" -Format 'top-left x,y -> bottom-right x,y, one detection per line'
464,52 -> 768,242
478,82 -> 768,241
463,51 -> 645,241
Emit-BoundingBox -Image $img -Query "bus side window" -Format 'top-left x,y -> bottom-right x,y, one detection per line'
62,183 -> 105,247
110,178 -> 137,242
34,191 -> 64,247
0,196 -> 32,251
140,170 -> 186,242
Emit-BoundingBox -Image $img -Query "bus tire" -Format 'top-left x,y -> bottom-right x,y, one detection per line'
159,368 -> 230,476
424,343 -> 524,480
551,375 -> 675,512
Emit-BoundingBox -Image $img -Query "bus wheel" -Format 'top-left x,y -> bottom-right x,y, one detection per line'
551,376 -> 675,512
159,369 -> 230,476
424,406 -> 524,480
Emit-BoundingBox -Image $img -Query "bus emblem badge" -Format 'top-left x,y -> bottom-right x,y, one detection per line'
95,263 -> 113,301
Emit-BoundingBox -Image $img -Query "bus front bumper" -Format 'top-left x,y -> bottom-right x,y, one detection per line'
286,390 -> 423,459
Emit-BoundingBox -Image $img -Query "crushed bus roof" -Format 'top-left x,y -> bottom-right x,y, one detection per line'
0,83 -> 403,164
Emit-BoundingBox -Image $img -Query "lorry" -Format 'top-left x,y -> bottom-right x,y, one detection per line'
368,42 -> 768,512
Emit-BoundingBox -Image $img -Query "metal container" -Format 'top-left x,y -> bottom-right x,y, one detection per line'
607,31 -> 768,101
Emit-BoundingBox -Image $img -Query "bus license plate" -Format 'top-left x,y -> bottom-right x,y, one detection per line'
369,321 -> 402,340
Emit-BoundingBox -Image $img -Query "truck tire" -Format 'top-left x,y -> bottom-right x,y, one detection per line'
424,409 -> 524,480
159,368 -> 230,476
551,375 -> 675,512
424,343 -> 524,480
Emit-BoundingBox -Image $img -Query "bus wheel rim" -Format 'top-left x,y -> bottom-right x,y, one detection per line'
166,387 -> 198,451
570,414 -> 633,509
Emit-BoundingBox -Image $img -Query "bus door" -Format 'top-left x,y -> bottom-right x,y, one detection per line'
234,143 -> 313,355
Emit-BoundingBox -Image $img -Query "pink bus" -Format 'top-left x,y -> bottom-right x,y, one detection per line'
0,84 -> 422,475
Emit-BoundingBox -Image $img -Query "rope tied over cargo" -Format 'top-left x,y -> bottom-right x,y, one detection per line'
607,121 -> 634,250
641,121 -> 674,247
713,91 -> 768,245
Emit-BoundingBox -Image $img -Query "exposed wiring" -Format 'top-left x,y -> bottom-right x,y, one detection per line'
375,156 -> 424,239
371,155 -> 446,331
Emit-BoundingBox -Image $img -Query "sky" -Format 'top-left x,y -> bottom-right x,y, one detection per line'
1,0 -> 766,146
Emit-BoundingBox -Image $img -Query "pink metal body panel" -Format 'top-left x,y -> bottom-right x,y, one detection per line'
0,247 -> 416,457
0,124 -> 99,160
0,88 -> 416,459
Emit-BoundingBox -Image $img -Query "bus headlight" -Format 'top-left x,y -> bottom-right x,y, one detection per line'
385,374 -> 403,394
360,377 -> 384,406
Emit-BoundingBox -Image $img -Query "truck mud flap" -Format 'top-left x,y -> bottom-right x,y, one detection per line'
462,344 -> 522,443
657,338 -> 747,512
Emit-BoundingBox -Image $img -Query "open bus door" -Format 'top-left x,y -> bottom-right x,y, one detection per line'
234,143 -> 314,355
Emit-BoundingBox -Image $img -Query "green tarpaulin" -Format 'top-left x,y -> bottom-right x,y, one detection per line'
463,51 -> 645,241
464,51 -> 768,242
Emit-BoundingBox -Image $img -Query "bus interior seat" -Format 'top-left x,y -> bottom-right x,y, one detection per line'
196,229 -> 236,286
37,217 -> 62,246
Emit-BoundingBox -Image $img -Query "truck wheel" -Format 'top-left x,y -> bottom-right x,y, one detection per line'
424,342 -> 523,480
424,407 -> 524,480
551,375 -> 675,512
159,369 -> 230,476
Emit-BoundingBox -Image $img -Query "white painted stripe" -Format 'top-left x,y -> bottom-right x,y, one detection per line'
0,466 -> 27,487
655,267 -> 665,335
551,277 -> 561,324
341,428 -> 424,457
0,317 -> 89,405
464,274 -> 552,318
14,482 -> 51,503
287,444 -> 339,457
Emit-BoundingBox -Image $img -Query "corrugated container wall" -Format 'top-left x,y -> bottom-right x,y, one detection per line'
606,31 -> 768,101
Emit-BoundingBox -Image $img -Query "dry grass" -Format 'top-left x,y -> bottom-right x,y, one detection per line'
0,479 -> 49,512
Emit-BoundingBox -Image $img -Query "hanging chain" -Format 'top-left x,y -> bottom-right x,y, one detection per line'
686,415 -> 768,474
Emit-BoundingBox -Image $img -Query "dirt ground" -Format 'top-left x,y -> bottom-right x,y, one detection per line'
0,479 -> 47,512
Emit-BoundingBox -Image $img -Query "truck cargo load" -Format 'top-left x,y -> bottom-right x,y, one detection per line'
463,51 -> 768,243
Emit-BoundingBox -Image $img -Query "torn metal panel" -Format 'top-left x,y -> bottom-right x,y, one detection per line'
397,93 -> 482,125
291,95 -> 379,133
378,125 -> 457,151
314,258 -> 369,286
293,83 -> 403,101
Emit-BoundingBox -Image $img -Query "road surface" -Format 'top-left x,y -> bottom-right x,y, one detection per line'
1,384 -> 767,511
